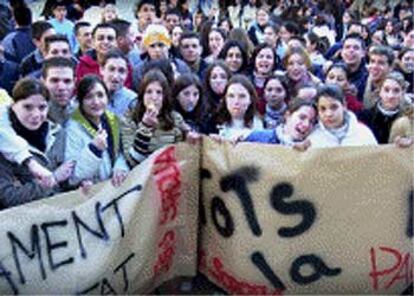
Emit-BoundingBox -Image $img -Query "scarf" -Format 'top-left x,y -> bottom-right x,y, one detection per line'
264,103 -> 287,129
325,112 -> 350,144
275,124 -> 302,146
377,102 -> 400,117
9,109 -> 49,153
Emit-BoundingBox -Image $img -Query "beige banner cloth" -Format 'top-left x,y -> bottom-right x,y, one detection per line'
0,137 -> 412,294
0,143 -> 199,294
200,138 -> 413,294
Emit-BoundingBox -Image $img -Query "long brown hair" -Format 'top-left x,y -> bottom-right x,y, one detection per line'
172,73 -> 204,121
132,69 -> 174,130
216,74 -> 258,127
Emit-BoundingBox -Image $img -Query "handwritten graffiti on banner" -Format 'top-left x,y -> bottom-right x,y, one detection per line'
199,139 -> 413,294
0,184 -> 141,295
0,144 -> 198,294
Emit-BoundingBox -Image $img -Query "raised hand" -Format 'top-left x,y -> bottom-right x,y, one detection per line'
92,129 -> 108,151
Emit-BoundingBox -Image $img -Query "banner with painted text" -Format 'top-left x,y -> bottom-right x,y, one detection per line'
199,138 -> 413,294
0,144 -> 199,294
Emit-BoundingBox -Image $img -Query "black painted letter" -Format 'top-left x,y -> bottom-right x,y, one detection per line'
7,225 -> 46,284
211,196 -> 234,238
270,182 -> 316,238
72,202 -> 109,259
251,251 -> 286,291
41,220 -> 74,271
290,254 -> 342,285
220,166 -> 262,236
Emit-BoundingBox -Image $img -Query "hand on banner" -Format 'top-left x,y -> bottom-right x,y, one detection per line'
209,134 -> 226,144
186,131 -> 201,145
80,179 -> 94,195
27,158 -> 56,188
53,160 -> 76,183
112,170 -> 128,187
394,136 -> 413,148
292,139 -> 311,152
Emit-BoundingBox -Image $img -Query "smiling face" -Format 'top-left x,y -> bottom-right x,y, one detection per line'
379,78 -> 403,111
317,95 -> 346,129
177,84 -> 200,113
286,53 -> 307,82
284,105 -> 316,141
82,83 -> 108,122
93,27 -> 117,56
12,94 -> 48,131
76,25 -> 93,52
255,47 -> 275,75
368,53 -> 391,82
208,31 -> 225,56
225,83 -> 251,120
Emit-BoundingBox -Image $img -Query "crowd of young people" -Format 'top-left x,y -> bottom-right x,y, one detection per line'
0,0 -> 412,210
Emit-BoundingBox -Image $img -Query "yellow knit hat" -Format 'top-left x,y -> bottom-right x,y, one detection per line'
142,24 -> 171,48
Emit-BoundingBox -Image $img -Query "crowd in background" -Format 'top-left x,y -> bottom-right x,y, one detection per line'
0,0 -> 411,210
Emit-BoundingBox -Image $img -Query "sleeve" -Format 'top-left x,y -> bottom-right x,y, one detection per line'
0,159 -> 53,208
1,33 -> 15,59
121,116 -> 154,167
172,112 -> 191,136
64,122 -> 103,185
360,124 -> 378,146
0,105 -> 32,164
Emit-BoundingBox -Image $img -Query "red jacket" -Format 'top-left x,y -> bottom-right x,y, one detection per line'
76,50 -> 133,89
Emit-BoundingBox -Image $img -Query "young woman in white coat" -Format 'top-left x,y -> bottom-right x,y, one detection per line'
308,84 -> 378,148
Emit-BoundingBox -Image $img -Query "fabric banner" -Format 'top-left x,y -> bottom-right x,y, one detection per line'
0,143 -> 199,294
0,137 -> 412,294
199,138 -> 413,294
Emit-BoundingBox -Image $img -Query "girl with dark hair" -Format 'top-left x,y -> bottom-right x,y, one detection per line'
324,63 -> 363,113
218,40 -> 249,75
308,84 -> 377,148
203,60 -> 232,120
245,99 -> 316,146
121,69 -> 191,167
172,73 -> 213,134
204,27 -> 227,64
214,74 -> 263,141
262,75 -> 290,129
251,43 -> 278,115
395,47 -> 414,93
65,75 -> 129,187
0,78 -> 74,209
